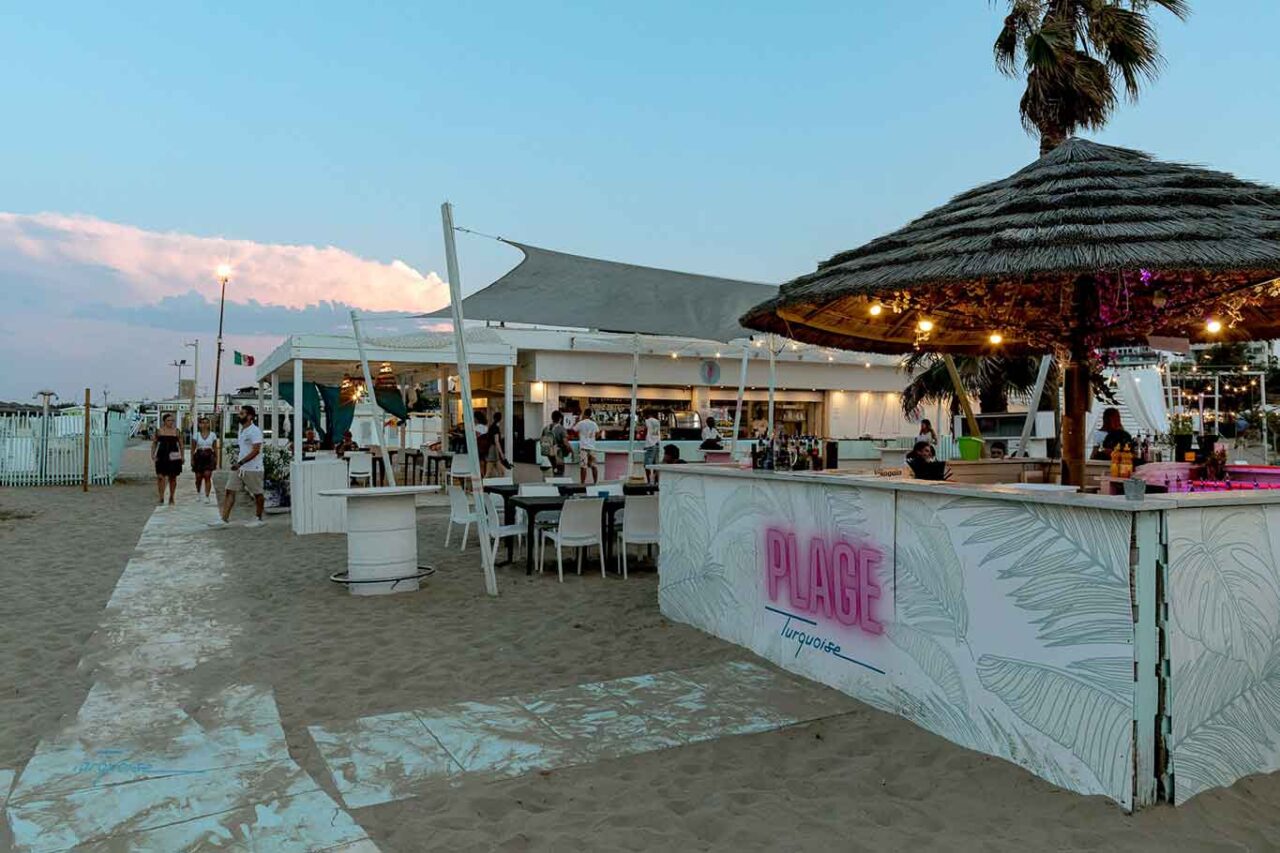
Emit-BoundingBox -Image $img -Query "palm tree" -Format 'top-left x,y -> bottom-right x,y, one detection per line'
900,353 -> 1116,418
994,1 -> 1189,154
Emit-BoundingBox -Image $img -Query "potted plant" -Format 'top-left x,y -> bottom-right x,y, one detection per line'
262,445 -> 292,509
1170,414 -> 1194,462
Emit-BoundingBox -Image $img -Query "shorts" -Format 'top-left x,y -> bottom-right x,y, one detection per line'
579,448 -> 598,467
227,468 -> 265,497
643,445 -> 660,466
192,448 -> 216,474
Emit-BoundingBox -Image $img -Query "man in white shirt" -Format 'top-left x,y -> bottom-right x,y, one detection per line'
576,408 -> 600,485
211,404 -> 266,528
642,409 -> 662,484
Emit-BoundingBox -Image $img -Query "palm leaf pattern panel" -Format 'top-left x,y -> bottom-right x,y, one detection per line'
942,498 -> 1132,647
1167,506 -> 1280,802
977,655 -> 1132,798
895,495 -> 969,640
658,473 -> 737,628
885,621 -> 967,707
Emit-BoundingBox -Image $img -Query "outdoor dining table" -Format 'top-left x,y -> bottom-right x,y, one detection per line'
424,451 -> 451,485
484,482 -> 658,565
505,490 -> 655,575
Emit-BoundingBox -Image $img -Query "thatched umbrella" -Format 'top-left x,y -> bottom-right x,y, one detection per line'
742,139 -> 1280,485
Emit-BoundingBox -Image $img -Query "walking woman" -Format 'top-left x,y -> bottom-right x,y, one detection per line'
483,411 -> 510,476
191,416 -> 218,503
151,412 -> 184,505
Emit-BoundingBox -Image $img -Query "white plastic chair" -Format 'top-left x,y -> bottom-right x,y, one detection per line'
617,495 -> 659,579
347,451 -> 373,487
445,486 -> 478,550
539,498 -> 604,582
483,492 -> 525,557
448,453 -> 473,487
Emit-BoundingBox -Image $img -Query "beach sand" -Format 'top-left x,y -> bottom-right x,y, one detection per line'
4,455 -> 1280,850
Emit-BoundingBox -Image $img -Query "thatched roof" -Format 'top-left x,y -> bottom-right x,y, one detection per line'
743,139 -> 1280,354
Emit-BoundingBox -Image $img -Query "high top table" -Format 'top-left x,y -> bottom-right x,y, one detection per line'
318,485 -> 441,595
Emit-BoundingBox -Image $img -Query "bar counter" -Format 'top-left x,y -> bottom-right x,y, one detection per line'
656,464 -> 1280,810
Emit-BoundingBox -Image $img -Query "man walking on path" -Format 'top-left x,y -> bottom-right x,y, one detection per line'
210,404 -> 266,528
576,408 -> 599,485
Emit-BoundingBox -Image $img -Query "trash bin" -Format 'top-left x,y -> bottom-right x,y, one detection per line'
957,436 -> 983,460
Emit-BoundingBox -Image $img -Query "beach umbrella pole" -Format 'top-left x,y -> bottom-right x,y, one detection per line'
351,310 -> 396,487
442,202 -> 498,597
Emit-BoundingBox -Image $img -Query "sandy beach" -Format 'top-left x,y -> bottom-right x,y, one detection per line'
3,455 -> 1280,851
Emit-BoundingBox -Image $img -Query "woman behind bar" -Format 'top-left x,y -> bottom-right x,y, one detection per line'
918,419 -> 938,446
1092,407 -> 1133,459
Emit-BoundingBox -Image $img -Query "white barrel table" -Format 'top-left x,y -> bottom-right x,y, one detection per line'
318,485 -> 441,595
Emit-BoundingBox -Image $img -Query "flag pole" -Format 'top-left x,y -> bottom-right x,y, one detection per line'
442,202 -> 498,597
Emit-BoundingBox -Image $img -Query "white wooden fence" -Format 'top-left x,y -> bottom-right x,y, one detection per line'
0,410 -> 133,487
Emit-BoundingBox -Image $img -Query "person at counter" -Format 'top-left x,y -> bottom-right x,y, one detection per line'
918,419 -> 938,446
1091,407 -> 1133,460
643,408 -> 662,484
334,430 -> 359,458
700,416 -> 723,450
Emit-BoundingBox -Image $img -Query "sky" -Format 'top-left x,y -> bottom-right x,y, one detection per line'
2,1 -> 1278,401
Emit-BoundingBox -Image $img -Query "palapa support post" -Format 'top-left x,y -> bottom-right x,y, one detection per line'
82,388 -> 91,491
1061,276 -> 1098,487
942,355 -> 982,448
351,310 -> 396,487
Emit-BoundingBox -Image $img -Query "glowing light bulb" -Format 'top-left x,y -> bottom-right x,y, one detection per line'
215,263 -> 233,280
1206,319 -> 1223,334
670,352 -> 678,359
917,319 -> 934,333
988,332 -> 1003,345
864,362 -> 871,369
869,304 -> 883,317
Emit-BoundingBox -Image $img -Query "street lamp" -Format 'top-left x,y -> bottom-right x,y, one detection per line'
171,358 -> 187,396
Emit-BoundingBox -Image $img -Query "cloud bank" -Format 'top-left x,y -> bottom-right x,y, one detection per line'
0,212 -> 450,399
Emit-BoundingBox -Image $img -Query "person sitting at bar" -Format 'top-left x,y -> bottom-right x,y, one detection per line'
654,443 -> 686,484
302,428 -> 321,453
699,416 -> 723,450
1092,407 -> 1133,460
905,440 -> 948,480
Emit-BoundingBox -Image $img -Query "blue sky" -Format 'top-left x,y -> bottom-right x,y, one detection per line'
2,1 -> 1277,399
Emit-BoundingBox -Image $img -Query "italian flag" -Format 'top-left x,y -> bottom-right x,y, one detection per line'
233,351 -> 255,366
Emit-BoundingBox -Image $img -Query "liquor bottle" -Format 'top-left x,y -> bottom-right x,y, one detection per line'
1110,444 -> 1122,478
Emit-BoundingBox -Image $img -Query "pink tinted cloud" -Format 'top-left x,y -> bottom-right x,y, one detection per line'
0,211 -> 448,312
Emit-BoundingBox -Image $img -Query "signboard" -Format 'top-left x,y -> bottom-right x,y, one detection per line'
698,359 -> 721,385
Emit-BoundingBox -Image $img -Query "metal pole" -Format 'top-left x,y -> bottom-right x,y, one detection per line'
293,358 -> 304,462
442,202 -> 497,596
351,311 -> 396,487
1214,375 -> 1220,435
82,387 -> 91,491
504,364 -> 514,471
187,339 -> 200,438
731,344 -> 749,459
626,333 -> 639,479
1018,356 -> 1052,457
767,335 -> 777,438
1263,370 -> 1270,466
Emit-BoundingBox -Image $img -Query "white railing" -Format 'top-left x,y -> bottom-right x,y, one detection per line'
0,410 -> 132,487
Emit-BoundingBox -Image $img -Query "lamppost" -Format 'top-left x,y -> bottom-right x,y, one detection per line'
211,265 -> 231,464
171,358 -> 187,397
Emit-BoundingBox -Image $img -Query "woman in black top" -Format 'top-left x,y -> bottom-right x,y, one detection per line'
151,412 -> 184,505
1093,407 -> 1133,459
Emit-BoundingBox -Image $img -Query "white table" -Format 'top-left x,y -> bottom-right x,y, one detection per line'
318,485 -> 442,595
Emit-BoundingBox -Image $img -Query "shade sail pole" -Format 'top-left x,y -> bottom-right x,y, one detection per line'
627,333 -> 639,480
767,335 -> 777,438
351,310 -> 396,487
731,344 -> 749,459
442,202 -> 498,597
1018,356 -> 1053,457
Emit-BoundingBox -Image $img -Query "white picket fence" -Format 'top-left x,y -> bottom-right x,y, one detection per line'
0,410 -> 133,487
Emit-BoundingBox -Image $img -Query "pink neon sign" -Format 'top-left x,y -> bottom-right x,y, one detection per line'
764,527 -> 883,635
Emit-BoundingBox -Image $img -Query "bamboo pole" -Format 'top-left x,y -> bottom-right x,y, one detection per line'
82,388 -> 91,491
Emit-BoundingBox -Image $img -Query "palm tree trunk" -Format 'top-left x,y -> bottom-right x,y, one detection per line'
1039,125 -> 1068,156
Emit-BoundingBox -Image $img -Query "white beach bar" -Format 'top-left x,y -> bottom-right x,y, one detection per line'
657,464 -> 1280,810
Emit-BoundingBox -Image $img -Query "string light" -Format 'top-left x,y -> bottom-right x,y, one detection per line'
988,332 -> 1003,345
869,304 -> 883,317
864,362 -> 871,369
671,352 -> 678,359
917,319 -> 934,333
1206,318 -> 1223,334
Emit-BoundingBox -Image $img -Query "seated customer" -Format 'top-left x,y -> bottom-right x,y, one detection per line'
655,443 -> 686,483
905,440 -> 948,480
334,430 -> 359,458
302,428 -> 321,453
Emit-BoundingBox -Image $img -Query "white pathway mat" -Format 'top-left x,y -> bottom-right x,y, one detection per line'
310,660 -> 850,810
3,495 -> 376,852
